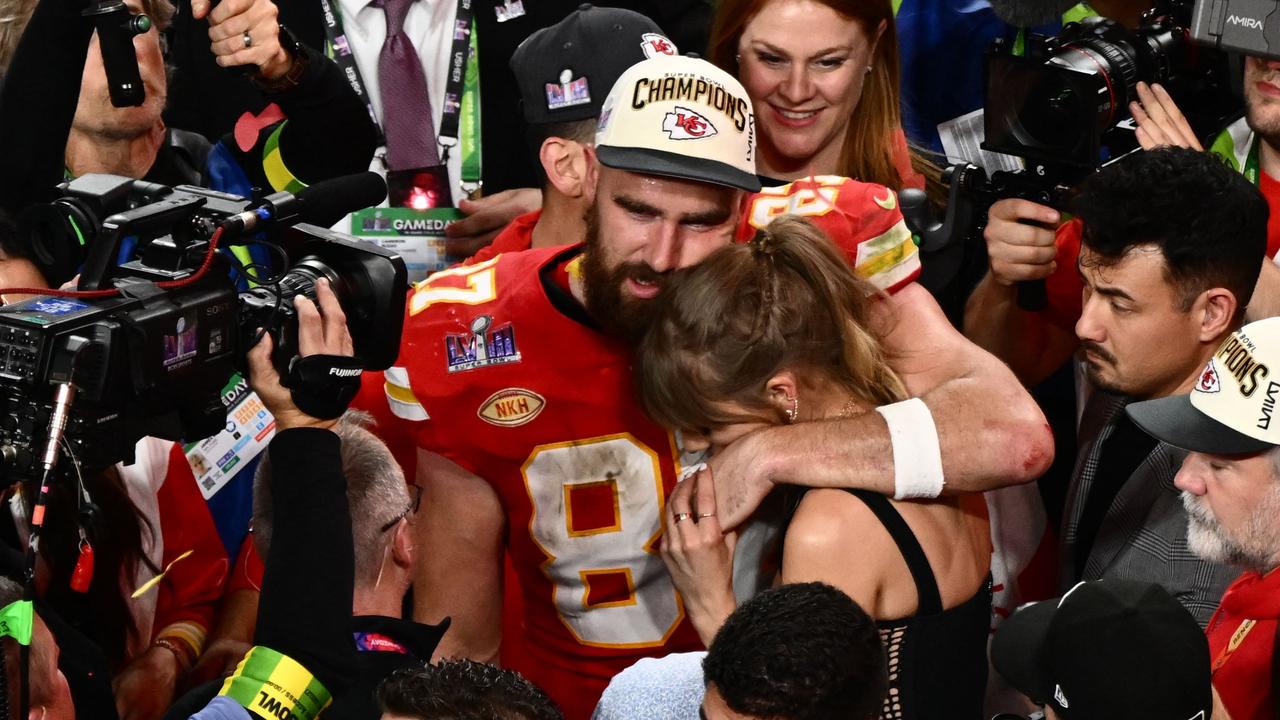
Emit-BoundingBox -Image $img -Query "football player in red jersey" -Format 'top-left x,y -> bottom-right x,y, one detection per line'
371,55 -> 1052,718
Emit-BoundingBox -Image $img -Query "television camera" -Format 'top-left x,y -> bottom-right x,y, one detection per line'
906,0 -> 1257,312
0,172 -> 405,482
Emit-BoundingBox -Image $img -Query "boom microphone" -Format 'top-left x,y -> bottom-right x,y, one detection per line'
82,0 -> 152,107
986,0 -> 1081,27
224,172 -> 388,234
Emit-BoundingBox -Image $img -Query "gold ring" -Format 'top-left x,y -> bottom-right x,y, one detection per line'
673,512 -> 692,522
697,513 -> 715,519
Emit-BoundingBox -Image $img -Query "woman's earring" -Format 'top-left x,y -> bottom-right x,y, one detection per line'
786,396 -> 799,424
865,64 -> 874,74
735,53 -> 742,63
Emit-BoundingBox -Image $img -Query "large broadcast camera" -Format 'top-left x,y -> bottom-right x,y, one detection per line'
908,0 -> 1258,313
0,172 -> 406,481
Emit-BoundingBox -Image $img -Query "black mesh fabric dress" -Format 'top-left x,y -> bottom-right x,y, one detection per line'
789,489 -> 992,719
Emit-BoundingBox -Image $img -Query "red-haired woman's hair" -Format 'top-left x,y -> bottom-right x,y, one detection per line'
708,0 -> 909,188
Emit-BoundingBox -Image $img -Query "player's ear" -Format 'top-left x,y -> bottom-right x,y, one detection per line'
764,371 -> 799,418
540,137 -> 589,199
581,144 -> 600,202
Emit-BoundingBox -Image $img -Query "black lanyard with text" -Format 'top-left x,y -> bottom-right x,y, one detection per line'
317,0 -> 475,161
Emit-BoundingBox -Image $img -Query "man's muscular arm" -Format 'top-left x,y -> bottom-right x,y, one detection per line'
709,283 -> 1054,528
414,449 -> 505,663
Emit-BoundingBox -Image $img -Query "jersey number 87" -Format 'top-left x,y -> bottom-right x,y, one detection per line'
521,434 -> 685,648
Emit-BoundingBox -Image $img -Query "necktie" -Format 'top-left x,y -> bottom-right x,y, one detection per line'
377,0 -> 441,170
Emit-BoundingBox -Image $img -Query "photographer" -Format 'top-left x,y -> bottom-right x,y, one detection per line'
965,54 -> 1280,386
0,0 -> 378,288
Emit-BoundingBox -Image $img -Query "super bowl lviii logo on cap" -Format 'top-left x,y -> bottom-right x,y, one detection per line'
546,68 -> 591,111
1128,317 -> 1280,454
595,55 -> 760,192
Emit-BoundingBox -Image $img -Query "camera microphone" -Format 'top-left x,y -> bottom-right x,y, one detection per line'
223,171 -> 388,234
985,0 -> 1080,27
82,0 -> 152,108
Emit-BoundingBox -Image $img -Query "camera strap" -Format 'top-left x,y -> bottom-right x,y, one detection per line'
286,354 -> 364,420
318,0 -> 481,195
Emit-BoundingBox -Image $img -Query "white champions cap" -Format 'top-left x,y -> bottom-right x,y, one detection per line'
1128,317 -> 1280,454
594,54 -> 760,192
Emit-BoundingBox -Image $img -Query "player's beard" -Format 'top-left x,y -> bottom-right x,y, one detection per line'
580,208 -> 666,346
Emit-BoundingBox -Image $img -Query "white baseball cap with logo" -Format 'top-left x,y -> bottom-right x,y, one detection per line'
1128,317 -> 1280,454
594,54 -> 761,192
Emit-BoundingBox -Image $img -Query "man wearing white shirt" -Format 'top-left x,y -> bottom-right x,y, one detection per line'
333,0 -> 465,199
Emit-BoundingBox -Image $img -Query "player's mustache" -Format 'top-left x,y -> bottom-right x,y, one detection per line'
620,262 -> 668,287
1080,340 -> 1116,364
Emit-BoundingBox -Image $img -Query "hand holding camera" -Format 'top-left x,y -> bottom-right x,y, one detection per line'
248,278 -> 353,432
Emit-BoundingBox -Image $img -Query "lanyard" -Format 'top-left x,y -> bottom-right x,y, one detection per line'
318,0 -> 482,190
1245,134 -> 1262,186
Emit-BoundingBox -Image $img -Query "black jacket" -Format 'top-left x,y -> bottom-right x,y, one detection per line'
166,428 -> 447,720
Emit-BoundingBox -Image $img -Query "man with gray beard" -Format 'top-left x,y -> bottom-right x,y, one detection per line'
1128,316 -> 1280,720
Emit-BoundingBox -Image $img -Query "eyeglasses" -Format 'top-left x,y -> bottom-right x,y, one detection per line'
379,484 -> 422,533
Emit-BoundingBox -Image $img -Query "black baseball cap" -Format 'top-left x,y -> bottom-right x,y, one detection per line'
992,580 -> 1212,719
510,4 -> 676,125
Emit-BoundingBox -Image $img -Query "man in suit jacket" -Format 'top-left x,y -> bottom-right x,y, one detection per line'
1057,147 -> 1264,624
163,1 -> 712,251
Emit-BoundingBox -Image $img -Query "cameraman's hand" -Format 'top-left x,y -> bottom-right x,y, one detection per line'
1131,82 -> 1203,151
248,278 -> 353,432
983,198 -> 1060,287
194,0 -> 294,80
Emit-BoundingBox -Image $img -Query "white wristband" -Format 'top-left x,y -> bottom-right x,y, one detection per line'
875,397 -> 945,500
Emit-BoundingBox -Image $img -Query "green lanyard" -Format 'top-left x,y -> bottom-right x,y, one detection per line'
459,27 -> 482,194
1245,135 -> 1262,186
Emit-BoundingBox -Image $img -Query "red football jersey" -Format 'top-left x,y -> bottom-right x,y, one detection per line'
383,247 -> 702,718
737,175 -> 920,293
376,175 -> 916,718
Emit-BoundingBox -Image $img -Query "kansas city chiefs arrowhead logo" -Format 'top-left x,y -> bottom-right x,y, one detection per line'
662,106 -> 717,140
1197,359 -> 1221,394
641,33 -> 676,58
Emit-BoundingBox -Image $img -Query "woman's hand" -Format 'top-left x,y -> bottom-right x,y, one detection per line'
1131,82 -> 1203,151
661,469 -> 738,646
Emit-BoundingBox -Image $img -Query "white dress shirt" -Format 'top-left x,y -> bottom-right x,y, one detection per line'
336,0 -> 464,196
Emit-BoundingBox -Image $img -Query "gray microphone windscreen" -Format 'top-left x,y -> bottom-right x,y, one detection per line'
987,0 -> 1081,27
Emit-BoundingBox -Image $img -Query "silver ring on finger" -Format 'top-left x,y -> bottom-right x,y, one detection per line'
673,512 -> 692,523
243,30 -> 253,48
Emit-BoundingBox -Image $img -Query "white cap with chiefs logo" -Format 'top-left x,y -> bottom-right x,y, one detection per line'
1128,317 -> 1280,454
595,54 -> 760,192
